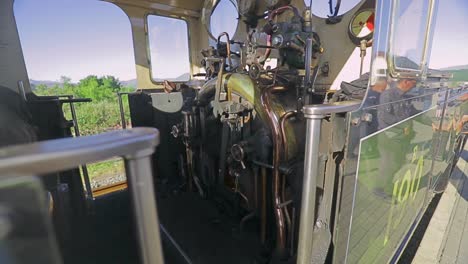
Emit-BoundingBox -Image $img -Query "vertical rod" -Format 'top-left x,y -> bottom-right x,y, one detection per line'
125,153 -> 164,264
118,93 -> 127,129
296,115 -> 323,264
359,40 -> 367,77
17,80 -> 28,101
304,38 -> 313,92
67,97 -> 93,200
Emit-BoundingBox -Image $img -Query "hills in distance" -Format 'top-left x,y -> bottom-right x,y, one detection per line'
29,65 -> 468,89
30,73 -> 190,89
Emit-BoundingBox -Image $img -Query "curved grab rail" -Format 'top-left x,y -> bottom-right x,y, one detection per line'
0,127 -> 163,264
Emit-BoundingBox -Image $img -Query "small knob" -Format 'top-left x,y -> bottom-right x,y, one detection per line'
171,125 -> 181,138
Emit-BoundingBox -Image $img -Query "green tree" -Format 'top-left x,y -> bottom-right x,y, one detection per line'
74,75 -> 124,101
35,84 -> 49,95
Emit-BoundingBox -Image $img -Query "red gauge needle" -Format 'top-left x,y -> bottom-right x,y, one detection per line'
366,13 -> 375,31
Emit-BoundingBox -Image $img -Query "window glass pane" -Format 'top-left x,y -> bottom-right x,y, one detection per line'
392,0 -> 430,70
211,0 -> 238,38
148,15 -> 190,81
14,0 -> 135,83
14,0 -> 135,190
429,1 -> 468,72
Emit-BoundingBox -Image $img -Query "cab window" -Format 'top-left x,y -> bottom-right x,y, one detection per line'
147,15 -> 190,81
211,0 -> 238,38
14,0 -> 135,191
390,0 -> 431,72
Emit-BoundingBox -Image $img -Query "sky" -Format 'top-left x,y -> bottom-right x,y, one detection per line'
14,0 -> 136,82
13,0 -> 468,82
148,15 -> 190,80
427,0 -> 468,69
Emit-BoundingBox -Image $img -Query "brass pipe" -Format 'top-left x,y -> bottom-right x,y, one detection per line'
217,32 -> 233,75
261,85 -> 287,256
279,111 -> 297,161
279,111 -> 297,255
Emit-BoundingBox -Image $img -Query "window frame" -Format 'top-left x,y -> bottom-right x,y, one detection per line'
145,13 -> 192,83
387,0 -> 436,78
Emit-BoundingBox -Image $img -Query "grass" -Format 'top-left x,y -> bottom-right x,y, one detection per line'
64,100 -> 130,185
33,77 -> 134,188
87,158 -> 125,180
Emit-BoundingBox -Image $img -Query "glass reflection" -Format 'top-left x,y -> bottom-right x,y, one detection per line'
391,0 -> 430,71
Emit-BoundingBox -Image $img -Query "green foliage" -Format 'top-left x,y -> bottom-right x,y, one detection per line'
34,75 -> 134,101
33,75 -> 134,179
69,100 -> 130,136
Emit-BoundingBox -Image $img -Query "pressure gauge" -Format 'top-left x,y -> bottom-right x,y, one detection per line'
348,9 -> 375,45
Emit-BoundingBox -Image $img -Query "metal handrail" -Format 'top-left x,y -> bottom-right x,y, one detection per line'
297,101 -> 360,264
0,127 -> 164,264
58,94 -> 94,202
117,92 -> 133,129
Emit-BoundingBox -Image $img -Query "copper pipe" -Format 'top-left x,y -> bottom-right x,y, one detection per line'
261,85 -> 287,255
279,111 -> 296,256
279,111 -> 297,161
259,34 -> 272,63
217,32 -> 233,73
268,5 -> 295,20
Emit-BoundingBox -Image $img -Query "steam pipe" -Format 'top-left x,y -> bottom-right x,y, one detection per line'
279,111 -> 297,253
261,85 -> 288,256
217,32 -> 233,72
280,111 -> 297,161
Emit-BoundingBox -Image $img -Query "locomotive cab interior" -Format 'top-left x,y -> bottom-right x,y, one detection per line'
111,0 -> 375,263
2,0 -> 463,264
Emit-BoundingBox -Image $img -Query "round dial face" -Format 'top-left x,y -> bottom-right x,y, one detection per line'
349,9 -> 375,41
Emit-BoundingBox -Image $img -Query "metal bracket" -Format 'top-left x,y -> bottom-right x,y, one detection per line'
297,101 -> 360,264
